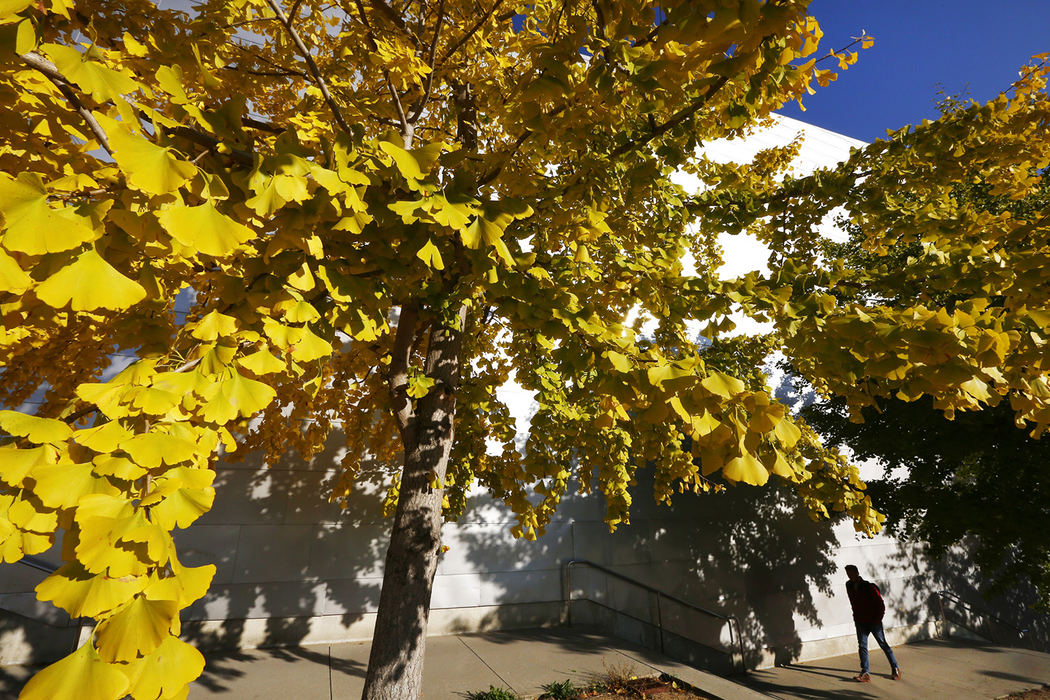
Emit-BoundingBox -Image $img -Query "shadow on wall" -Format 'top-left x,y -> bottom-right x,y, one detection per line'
175,432 -> 390,691
885,541 -> 1050,653
453,470 -> 844,669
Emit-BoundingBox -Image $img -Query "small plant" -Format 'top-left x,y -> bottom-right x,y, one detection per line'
592,658 -> 638,692
540,678 -> 579,699
465,685 -> 522,700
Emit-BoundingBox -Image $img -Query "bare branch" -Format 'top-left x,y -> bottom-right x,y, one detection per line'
371,0 -> 422,50
222,64 -> 307,78
264,0 -> 353,133
20,52 -> 114,156
479,105 -> 566,186
606,75 -> 730,160
408,0 -> 446,123
438,0 -> 504,66
352,0 -> 412,141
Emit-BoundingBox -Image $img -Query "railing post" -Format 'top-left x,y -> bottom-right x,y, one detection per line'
566,562 -> 574,628
655,591 -> 664,654
938,592 -> 947,639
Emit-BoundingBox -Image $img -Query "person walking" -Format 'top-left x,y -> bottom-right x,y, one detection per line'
845,564 -> 901,682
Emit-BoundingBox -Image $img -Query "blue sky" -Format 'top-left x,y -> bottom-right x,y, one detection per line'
778,0 -> 1050,143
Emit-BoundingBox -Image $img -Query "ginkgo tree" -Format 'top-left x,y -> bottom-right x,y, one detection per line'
0,0 -> 1048,698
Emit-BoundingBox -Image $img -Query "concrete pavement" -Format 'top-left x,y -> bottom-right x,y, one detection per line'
3,629 -> 1050,698
742,638 -> 1050,700
188,627 -> 766,699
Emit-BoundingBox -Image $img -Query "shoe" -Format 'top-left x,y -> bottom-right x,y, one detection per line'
891,667 -> 902,680
852,673 -> 871,683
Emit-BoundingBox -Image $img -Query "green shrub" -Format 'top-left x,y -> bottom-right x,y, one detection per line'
465,685 -> 521,700
539,678 -> 579,699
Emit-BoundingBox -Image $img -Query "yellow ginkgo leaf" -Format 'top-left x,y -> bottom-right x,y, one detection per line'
123,636 -> 205,700
7,497 -> 58,533
275,299 -> 321,323
722,452 -> 769,486
76,382 -> 132,420
199,371 -> 277,423
156,203 -> 255,257
379,140 -> 424,180
290,325 -> 333,363
0,172 -> 97,255
1,526 -> 54,563
190,310 -> 239,341
768,448 -> 795,478
286,262 -> 316,291
0,249 -> 32,293
416,238 -> 444,270
773,418 -> 802,449
36,246 -> 146,311
122,521 -> 172,565
95,595 -> 179,662
74,493 -> 147,577
0,445 -> 55,487
140,467 -> 215,529
92,454 -> 147,480
18,641 -> 129,700
700,370 -> 747,398
0,410 -> 72,444
237,348 -> 286,375
145,559 -> 215,607
100,117 -> 196,195
119,432 -> 198,470
36,561 -> 145,618
262,318 -> 305,349
31,461 -> 115,509
127,386 -> 182,416
690,410 -> 721,437
0,1 -> 34,20
74,421 -> 133,454
43,43 -> 139,102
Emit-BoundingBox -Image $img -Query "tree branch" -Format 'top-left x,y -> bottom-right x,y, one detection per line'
22,50 -> 269,165
264,0 -> 352,133
438,0 -> 504,66
388,301 -> 421,436
606,74 -> 730,160
352,0 -> 412,142
479,105 -> 566,186
407,0 -> 446,123
20,52 -> 114,156
371,0 -> 422,50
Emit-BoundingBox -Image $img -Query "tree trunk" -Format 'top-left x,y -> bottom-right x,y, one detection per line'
361,304 -> 467,700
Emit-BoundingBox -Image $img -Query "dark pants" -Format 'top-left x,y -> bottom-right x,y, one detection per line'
856,621 -> 899,674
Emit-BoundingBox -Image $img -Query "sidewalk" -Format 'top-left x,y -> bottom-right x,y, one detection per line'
188,627 -> 766,699
3,629 -> 1050,699
741,637 -> 1050,700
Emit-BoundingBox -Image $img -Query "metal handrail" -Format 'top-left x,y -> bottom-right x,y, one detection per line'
18,555 -> 59,575
564,558 -> 746,674
935,590 -> 1029,641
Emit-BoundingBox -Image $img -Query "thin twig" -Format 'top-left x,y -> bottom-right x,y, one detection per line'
230,41 -> 309,78
606,75 -> 729,160
479,105 -> 566,186
222,64 -> 306,78
438,0 -> 504,65
352,0 -> 411,140
264,0 -> 352,133
21,52 -> 114,156
408,0 -> 446,123
371,0 -> 422,49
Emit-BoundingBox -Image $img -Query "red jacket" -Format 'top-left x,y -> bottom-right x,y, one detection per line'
846,578 -> 886,624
